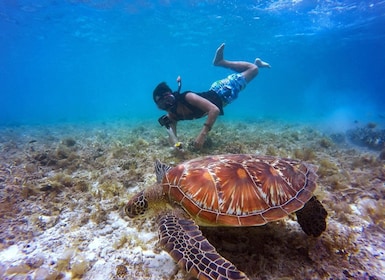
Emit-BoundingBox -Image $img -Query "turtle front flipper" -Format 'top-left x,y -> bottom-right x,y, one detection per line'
155,159 -> 172,183
296,196 -> 328,237
158,213 -> 249,280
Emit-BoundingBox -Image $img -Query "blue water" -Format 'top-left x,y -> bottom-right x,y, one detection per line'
1,0 -> 385,128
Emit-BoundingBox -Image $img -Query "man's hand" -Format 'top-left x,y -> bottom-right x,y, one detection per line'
194,131 -> 207,149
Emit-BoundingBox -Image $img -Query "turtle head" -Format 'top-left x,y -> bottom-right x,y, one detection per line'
125,159 -> 170,218
125,191 -> 148,218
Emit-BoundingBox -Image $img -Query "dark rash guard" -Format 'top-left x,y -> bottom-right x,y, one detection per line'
169,90 -> 224,121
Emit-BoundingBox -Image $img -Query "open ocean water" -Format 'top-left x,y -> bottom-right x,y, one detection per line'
1,0 -> 385,126
1,1 -> 385,280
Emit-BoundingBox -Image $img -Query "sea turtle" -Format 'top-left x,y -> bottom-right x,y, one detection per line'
125,154 -> 327,280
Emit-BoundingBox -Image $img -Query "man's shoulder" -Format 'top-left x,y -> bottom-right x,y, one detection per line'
182,91 -> 198,100
181,90 -> 195,95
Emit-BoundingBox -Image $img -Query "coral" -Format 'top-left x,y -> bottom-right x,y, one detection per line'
266,145 -> 277,156
33,151 -> 57,166
62,137 -> 76,147
325,173 -> 350,192
5,263 -> 30,275
307,225 -> 360,279
25,256 -> 44,269
223,141 -> 247,154
116,264 -> 128,277
90,203 -> 108,224
121,159 -> 138,171
113,235 -> 130,250
55,144 -> 72,160
328,199 -> 354,225
34,267 -> 61,280
24,162 -> 38,173
346,126 -> 385,150
379,149 -> 385,160
293,147 -> 316,161
55,249 -> 75,272
21,183 -> 38,198
319,137 -> 333,148
366,122 -> 377,129
329,132 -> 346,144
365,199 -> 385,230
351,154 -> 380,170
132,138 -> 150,149
71,256 -> 89,277
74,180 -> 90,192
317,158 -> 339,177
41,173 -> 74,194
290,131 -> 300,141
52,249 -> 89,278
97,181 -> 124,199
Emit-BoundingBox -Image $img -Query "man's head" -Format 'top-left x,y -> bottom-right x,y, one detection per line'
153,82 -> 176,110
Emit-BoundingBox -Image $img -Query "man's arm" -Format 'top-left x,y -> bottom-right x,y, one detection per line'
168,115 -> 177,136
185,93 -> 220,148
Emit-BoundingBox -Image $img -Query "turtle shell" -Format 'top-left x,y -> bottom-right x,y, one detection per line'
162,154 -> 318,227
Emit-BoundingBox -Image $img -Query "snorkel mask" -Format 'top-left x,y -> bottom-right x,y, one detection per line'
155,92 -> 176,110
153,77 -> 182,111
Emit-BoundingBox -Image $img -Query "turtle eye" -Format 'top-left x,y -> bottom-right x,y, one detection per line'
125,191 -> 148,218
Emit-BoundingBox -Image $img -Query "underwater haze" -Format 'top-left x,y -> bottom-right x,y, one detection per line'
1,0 -> 385,128
2,1 -> 385,279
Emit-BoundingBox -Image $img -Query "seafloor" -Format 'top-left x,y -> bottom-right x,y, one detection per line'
0,119 -> 384,280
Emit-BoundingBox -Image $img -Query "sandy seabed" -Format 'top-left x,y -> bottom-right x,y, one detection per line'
0,119 -> 384,280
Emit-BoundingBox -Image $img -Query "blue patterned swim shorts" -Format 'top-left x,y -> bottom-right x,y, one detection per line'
209,73 -> 247,105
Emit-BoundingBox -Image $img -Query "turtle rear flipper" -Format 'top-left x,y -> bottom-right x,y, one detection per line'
296,196 -> 327,237
158,213 -> 249,280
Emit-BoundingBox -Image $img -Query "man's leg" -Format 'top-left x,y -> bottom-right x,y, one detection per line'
213,43 -> 270,83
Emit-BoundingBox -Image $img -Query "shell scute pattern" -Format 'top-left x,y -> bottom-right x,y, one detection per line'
126,154 -> 327,280
162,154 -> 317,226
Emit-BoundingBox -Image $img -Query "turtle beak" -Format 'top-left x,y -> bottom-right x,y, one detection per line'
124,202 -> 137,218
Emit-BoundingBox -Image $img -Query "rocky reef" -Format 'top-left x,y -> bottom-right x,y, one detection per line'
346,124 -> 385,151
0,119 -> 384,279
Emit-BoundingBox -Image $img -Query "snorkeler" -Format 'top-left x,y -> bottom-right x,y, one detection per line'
153,43 -> 270,149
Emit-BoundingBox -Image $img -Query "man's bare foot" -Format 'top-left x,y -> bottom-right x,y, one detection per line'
255,58 -> 271,68
213,43 -> 225,66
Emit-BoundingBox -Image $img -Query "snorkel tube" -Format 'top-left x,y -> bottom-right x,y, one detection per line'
176,75 -> 182,94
